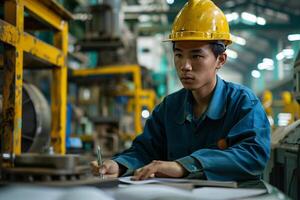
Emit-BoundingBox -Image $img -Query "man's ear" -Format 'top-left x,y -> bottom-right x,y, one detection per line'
216,53 -> 227,69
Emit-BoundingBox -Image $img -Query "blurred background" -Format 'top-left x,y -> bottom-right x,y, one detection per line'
0,0 -> 300,199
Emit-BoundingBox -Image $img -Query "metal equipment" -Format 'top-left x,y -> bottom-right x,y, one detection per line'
267,50 -> 300,200
0,0 -> 72,159
77,0 -> 122,50
0,83 -> 90,183
72,65 -> 144,135
0,83 -> 51,153
0,0 -> 93,185
1,154 -> 90,183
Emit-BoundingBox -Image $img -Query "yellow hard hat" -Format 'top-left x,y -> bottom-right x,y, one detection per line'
263,90 -> 273,102
167,0 -> 232,45
282,91 -> 292,105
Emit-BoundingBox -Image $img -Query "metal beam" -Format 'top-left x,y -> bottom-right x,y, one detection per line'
1,0 -> 24,162
0,0 -> 70,156
221,1 -> 249,11
250,0 -> 300,18
0,19 -> 65,67
230,23 -> 300,31
51,23 -> 68,154
24,0 -> 65,31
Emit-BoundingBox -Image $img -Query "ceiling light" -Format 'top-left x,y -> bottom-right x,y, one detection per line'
257,63 -> 273,71
263,58 -> 274,65
276,48 -> 294,60
241,12 -> 266,25
256,17 -> 266,25
166,0 -> 174,5
258,58 -> 274,71
231,34 -> 246,45
251,70 -> 261,78
225,12 -> 239,22
226,49 -> 238,59
283,49 -> 294,59
241,12 -> 257,23
288,34 -> 300,41
276,52 -> 285,60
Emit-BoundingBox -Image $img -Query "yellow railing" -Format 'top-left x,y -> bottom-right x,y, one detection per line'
0,0 -> 72,163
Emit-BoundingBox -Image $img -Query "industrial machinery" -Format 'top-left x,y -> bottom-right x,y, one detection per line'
70,65 -> 157,155
267,50 -> 300,199
0,83 -> 51,153
0,83 -> 90,183
0,0 -> 90,185
76,0 -> 136,66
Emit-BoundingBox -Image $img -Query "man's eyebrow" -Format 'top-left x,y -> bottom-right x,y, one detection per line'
174,48 -> 182,52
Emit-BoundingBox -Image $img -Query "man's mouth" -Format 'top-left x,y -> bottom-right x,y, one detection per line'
181,75 -> 194,80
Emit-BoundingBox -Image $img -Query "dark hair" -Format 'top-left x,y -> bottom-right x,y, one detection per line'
172,41 -> 226,58
209,41 -> 226,58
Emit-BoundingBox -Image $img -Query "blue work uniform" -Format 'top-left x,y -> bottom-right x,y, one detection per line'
113,75 -> 270,181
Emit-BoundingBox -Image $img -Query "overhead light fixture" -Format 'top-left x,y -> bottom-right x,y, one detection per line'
225,12 -> 239,22
241,12 -> 256,23
256,17 -> 266,25
276,52 -> 285,61
251,70 -> 261,78
166,0 -> 174,5
257,58 -> 274,71
257,63 -> 274,71
231,34 -> 246,45
241,12 -> 266,25
226,49 -> 238,59
288,34 -> 300,41
283,49 -> 294,59
276,48 -> 294,60
262,58 -> 274,66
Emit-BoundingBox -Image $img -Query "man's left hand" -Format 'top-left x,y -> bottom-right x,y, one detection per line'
132,160 -> 188,180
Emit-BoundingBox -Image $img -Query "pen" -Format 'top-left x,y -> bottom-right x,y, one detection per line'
97,145 -> 104,180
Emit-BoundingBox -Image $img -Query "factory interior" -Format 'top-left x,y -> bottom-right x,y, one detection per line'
0,0 -> 300,199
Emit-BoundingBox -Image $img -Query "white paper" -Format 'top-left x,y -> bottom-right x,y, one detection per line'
119,176 -> 159,184
119,176 -> 191,185
192,187 -> 267,200
118,176 -> 237,188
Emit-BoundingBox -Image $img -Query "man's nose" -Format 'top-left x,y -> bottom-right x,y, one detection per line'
181,59 -> 192,71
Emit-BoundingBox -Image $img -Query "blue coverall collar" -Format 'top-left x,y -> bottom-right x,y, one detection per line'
176,75 -> 227,124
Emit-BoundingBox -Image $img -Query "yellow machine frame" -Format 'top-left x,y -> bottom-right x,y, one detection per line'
122,89 -> 156,114
0,0 -> 72,162
72,65 -> 156,136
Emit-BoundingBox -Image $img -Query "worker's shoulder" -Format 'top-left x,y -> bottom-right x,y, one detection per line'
164,88 -> 186,103
224,80 -> 259,102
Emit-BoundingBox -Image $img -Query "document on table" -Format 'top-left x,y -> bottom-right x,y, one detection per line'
118,176 -> 238,188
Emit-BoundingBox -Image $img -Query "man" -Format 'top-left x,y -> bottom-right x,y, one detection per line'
91,0 -> 270,181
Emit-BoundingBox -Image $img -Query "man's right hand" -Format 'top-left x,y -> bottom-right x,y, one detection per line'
90,159 -> 120,178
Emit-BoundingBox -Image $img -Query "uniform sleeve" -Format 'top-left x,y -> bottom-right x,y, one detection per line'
177,96 -> 271,181
113,99 -> 166,176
